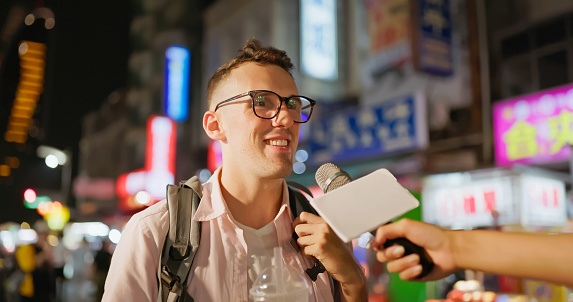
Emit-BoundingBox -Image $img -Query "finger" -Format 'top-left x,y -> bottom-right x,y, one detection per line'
299,245 -> 316,260
294,222 -> 330,237
399,264 -> 423,280
375,245 -> 405,263
292,214 -> 302,227
297,232 -> 327,248
386,253 -> 420,274
371,219 -> 411,249
295,211 -> 322,225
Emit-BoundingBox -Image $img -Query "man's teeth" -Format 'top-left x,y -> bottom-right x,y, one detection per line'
266,139 -> 288,146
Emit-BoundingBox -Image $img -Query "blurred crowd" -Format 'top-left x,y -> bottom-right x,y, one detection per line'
0,220 -> 114,302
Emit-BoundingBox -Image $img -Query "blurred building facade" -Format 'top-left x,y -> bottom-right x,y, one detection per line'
72,0 -> 573,229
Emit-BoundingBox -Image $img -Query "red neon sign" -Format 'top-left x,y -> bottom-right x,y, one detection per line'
116,116 -> 176,208
207,140 -> 222,173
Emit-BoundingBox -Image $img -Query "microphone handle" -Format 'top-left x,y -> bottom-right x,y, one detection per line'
383,237 -> 435,279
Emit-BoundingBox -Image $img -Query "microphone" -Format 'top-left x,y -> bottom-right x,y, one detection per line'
315,163 -> 435,279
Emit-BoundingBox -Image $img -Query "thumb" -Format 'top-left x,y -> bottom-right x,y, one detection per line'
371,218 -> 413,250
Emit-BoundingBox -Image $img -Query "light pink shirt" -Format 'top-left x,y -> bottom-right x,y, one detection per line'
103,168 -> 335,302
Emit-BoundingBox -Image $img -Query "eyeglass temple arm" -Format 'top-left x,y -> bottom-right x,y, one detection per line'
214,92 -> 251,111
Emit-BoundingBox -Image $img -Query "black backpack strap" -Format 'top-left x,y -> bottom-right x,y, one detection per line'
286,180 -> 314,199
287,185 -> 341,302
158,176 -> 202,302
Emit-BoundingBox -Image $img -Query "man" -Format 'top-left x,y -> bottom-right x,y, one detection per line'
103,39 -> 367,302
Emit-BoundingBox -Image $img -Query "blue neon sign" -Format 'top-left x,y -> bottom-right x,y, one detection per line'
164,46 -> 190,121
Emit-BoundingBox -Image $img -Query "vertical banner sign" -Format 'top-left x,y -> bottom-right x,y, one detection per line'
164,46 -> 190,122
300,0 -> 338,81
493,83 -> 573,166
359,0 -> 411,88
116,116 -> 176,207
411,0 -> 453,76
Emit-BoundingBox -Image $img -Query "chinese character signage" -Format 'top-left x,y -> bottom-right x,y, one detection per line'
493,83 -> 573,166
358,0 -> 411,88
422,169 -> 567,229
300,0 -> 338,81
520,175 -> 566,227
411,0 -> 453,76
422,174 -> 518,229
308,93 -> 428,165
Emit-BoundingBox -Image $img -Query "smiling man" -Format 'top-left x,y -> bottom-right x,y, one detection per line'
103,39 -> 367,302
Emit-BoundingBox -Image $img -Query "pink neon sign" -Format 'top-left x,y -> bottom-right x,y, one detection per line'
493,83 -> 573,166
116,116 -> 176,207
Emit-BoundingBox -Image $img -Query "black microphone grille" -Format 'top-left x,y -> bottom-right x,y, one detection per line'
315,163 -> 352,193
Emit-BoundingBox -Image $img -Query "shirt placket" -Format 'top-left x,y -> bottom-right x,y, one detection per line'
275,210 -> 320,302
231,221 -> 249,302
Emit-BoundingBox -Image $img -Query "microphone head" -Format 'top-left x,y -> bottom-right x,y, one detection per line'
315,163 -> 352,193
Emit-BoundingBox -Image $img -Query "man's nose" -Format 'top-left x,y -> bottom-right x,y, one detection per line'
272,102 -> 294,128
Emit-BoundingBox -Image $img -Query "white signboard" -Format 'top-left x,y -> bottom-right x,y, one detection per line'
423,176 -> 518,229
520,175 -> 567,227
300,0 -> 338,80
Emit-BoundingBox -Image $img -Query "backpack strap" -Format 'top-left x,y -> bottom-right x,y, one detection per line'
287,184 -> 342,302
286,180 -> 314,198
158,176 -> 202,302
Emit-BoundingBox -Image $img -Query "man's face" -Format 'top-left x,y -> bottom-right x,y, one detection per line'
210,62 -> 301,179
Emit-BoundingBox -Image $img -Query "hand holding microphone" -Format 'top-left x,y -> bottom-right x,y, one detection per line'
370,218 -> 455,281
313,163 -> 435,279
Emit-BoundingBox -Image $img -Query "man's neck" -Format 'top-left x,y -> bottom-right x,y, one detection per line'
219,169 -> 284,229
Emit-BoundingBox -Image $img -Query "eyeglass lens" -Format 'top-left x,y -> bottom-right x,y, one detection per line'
253,91 -> 312,122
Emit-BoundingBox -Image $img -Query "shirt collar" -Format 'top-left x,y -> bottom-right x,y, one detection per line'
193,167 -> 292,222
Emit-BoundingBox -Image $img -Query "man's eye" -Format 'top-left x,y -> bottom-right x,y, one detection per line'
287,99 -> 300,109
254,97 -> 266,106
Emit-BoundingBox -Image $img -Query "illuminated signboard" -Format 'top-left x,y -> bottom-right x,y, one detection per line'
308,93 -> 428,165
412,0 -> 453,76
422,171 -> 567,229
207,140 -> 222,173
164,46 -> 190,122
520,175 -> 566,227
422,174 -> 518,229
300,0 -> 338,81
116,116 -> 176,207
493,83 -> 573,166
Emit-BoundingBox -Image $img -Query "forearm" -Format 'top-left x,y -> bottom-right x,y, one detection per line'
339,262 -> 368,302
451,230 -> 573,287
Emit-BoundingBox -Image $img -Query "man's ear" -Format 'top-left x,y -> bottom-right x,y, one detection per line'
203,111 -> 226,140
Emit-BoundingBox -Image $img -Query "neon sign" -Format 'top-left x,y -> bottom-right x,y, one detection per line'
4,41 -> 47,143
164,46 -> 190,122
116,116 -> 176,207
493,83 -> 573,166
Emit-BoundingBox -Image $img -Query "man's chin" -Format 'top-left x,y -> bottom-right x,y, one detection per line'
266,161 -> 293,179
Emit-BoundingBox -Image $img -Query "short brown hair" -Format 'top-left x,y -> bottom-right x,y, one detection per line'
206,39 -> 294,108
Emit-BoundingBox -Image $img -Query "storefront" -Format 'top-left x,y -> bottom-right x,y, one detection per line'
420,83 -> 573,301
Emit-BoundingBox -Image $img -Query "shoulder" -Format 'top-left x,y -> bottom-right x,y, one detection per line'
129,199 -> 168,223
104,201 -> 169,301
122,199 -> 169,245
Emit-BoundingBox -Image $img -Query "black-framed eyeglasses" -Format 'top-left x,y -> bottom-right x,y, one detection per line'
214,90 -> 316,123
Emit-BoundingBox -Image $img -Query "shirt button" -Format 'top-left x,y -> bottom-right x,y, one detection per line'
237,252 -> 246,260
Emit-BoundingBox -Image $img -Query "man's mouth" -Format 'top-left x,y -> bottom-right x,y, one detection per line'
265,139 -> 288,146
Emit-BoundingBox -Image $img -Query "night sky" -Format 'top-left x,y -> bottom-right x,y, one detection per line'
0,0 -> 132,224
